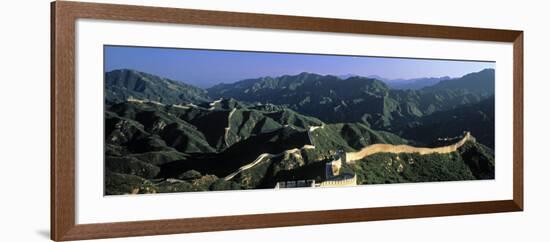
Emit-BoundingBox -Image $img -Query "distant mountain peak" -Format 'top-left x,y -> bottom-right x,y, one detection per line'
105,69 -> 210,105
337,74 -> 359,80
385,76 -> 451,90
470,68 -> 494,75
422,68 -> 495,94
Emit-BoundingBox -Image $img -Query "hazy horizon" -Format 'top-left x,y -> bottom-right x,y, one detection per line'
105,45 -> 495,88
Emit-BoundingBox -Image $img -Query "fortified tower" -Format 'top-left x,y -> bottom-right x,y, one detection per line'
325,150 -> 346,179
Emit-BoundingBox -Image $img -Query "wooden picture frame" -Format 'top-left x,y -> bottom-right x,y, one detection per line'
51,1 -> 523,241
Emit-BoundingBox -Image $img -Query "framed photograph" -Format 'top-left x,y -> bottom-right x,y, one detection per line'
51,1 -> 523,241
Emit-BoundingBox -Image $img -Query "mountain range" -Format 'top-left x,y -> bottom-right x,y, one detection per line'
207,69 -> 494,131
385,76 -> 452,90
338,74 -> 453,90
104,68 -> 495,195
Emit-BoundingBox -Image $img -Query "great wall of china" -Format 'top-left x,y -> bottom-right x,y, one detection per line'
272,131 -> 475,189
318,174 -> 357,187
125,98 -> 476,189
223,145 -> 315,181
345,131 -> 475,162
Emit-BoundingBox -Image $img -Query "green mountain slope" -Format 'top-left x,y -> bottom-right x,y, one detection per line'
349,140 -> 494,185
308,123 -> 408,153
398,97 -> 495,149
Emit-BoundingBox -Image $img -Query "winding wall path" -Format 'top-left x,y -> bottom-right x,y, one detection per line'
223,125 -> 320,181
345,132 -> 474,162
223,145 -> 314,181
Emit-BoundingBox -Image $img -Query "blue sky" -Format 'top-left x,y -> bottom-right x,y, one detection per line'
105,45 -> 495,88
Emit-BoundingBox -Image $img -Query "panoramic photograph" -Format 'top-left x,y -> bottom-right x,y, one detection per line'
103,45 -> 495,195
